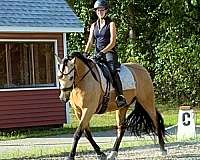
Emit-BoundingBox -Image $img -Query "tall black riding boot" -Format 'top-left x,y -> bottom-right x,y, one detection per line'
113,73 -> 127,108
106,54 -> 127,108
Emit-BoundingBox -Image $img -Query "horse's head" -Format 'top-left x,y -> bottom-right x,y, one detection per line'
56,52 -> 94,102
56,55 -> 75,102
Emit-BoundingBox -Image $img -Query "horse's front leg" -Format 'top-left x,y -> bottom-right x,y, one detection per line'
84,127 -> 107,160
68,126 -> 83,160
107,108 -> 128,160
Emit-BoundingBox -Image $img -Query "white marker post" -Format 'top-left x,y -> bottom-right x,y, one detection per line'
177,106 -> 196,140
65,102 -> 71,124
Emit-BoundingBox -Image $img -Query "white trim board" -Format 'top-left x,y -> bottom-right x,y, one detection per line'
63,33 -> 67,57
0,26 -> 84,33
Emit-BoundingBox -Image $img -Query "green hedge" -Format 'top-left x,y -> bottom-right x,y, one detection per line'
154,33 -> 200,104
66,0 -> 200,105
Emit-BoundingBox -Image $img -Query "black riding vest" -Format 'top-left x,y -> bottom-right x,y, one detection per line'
93,17 -> 116,54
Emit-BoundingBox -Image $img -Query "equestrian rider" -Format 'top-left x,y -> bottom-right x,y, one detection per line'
84,0 -> 127,108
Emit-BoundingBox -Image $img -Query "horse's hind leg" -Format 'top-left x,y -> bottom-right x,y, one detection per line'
138,99 -> 167,155
69,126 -> 107,160
69,108 -> 106,160
107,107 -> 128,160
68,126 -> 82,160
84,127 -> 107,159
156,110 -> 167,155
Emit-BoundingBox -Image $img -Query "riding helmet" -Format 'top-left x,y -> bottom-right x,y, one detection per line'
94,0 -> 109,10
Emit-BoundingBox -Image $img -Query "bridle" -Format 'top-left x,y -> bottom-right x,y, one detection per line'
59,57 -> 94,92
58,57 -> 75,92
59,68 -> 75,92
59,66 -> 75,79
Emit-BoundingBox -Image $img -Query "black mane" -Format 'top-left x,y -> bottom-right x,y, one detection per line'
70,52 -> 98,81
71,51 -> 88,64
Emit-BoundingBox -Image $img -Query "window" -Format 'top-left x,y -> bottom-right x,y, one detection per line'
0,42 -> 56,89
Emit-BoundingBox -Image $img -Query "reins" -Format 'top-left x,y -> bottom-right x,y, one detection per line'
59,66 -> 75,79
59,56 -> 97,92
77,69 -> 91,82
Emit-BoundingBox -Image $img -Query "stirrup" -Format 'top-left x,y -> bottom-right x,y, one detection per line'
115,95 -> 127,108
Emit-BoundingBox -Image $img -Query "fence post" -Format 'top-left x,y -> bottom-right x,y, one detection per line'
177,106 -> 196,140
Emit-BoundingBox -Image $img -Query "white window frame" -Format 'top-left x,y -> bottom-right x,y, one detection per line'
0,39 -> 60,91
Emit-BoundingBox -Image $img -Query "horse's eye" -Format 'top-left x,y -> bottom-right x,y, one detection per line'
58,75 -> 63,79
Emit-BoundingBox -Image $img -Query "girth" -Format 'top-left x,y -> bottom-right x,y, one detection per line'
95,62 -> 112,114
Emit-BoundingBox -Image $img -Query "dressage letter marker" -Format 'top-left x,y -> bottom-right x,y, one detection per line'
177,106 -> 196,140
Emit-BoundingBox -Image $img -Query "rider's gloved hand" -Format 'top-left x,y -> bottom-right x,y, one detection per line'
95,52 -> 105,60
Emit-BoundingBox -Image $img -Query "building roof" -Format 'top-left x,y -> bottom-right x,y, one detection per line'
0,0 -> 83,33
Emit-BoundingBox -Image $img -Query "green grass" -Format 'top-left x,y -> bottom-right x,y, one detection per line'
156,103 -> 179,127
0,112 -> 116,141
0,103 -> 199,141
157,103 -> 200,127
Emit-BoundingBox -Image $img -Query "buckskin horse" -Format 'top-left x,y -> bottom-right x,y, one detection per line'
57,52 -> 167,160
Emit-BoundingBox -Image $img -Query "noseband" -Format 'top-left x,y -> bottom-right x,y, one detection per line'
59,57 -> 92,92
59,66 -> 75,79
59,58 -> 75,92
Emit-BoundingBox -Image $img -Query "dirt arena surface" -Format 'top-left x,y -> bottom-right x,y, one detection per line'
43,126 -> 200,160
1,126 -> 199,160
41,141 -> 200,160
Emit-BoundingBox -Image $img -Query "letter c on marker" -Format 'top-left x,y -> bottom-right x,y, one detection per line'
182,112 -> 190,126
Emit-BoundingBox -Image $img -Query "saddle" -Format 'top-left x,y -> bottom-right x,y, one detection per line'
95,61 -> 136,114
97,62 -> 113,85
96,63 -> 136,92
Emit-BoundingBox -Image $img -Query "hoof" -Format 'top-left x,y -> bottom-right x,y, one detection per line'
161,149 -> 167,156
97,152 -> 107,160
67,154 -> 75,160
107,151 -> 118,160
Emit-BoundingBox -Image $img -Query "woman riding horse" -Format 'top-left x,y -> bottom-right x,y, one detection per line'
84,0 -> 127,108
57,52 -> 167,160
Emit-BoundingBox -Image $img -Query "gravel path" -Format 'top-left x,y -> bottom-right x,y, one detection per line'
38,126 -> 200,160
1,126 -> 200,160
117,142 -> 200,160
44,142 -> 200,160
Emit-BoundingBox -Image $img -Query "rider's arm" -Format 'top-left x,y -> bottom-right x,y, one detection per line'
101,22 -> 116,53
84,23 -> 95,53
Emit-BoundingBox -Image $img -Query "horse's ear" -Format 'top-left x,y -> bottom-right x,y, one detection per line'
69,57 -> 75,65
55,54 -> 62,65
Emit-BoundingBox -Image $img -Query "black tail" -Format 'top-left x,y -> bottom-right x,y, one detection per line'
156,109 -> 166,137
125,101 -> 164,137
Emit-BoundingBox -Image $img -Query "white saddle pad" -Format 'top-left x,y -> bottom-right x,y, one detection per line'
96,64 -> 136,92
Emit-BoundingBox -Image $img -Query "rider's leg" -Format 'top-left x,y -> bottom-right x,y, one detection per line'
113,72 -> 127,107
106,52 -> 127,107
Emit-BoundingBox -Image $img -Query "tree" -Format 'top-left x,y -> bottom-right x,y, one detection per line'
66,0 -> 200,104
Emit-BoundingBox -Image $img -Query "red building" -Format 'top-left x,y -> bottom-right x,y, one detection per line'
0,0 -> 83,129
